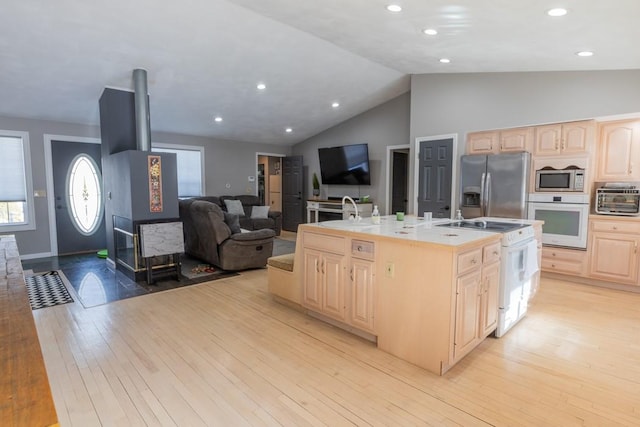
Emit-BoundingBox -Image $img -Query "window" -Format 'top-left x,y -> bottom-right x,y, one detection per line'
67,154 -> 103,235
0,131 -> 35,231
152,143 -> 205,198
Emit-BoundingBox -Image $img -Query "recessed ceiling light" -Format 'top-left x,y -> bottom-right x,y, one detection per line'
439,58 -> 451,63
331,102 -> 340,108
386,4 -> 402,13
423,28 -> 438,36
214,116 -> 223,123
576,51 -> 594,57
285,128 -> 293,133
547,8 -> 568,17
256,83 -> 266,90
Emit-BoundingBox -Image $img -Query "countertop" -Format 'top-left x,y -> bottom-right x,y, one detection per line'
304,215 -> 540,247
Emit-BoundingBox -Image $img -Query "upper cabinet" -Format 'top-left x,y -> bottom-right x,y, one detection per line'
467,127 -> 533,155
596,119 -> 640,181
466,131 -> 499,154
534,120 -> 595,156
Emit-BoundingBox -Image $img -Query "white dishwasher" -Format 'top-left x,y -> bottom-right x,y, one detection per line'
496,227 -> 538,338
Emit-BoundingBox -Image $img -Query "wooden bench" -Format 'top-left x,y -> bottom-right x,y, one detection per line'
267,253 -> 301,306
1,235 -> 59,427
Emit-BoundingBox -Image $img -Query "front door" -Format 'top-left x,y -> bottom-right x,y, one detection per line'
52,140 -> 106,255
417,138 -> 453,218
282,155 -> 303,231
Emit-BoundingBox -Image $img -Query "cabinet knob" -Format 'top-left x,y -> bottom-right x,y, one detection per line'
552,252 -> 556,257
613,226 -> 618,230
471,258 -> 477,264
551,263 -> 556,268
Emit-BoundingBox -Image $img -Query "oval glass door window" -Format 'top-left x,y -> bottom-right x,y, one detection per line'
66,154 -> 103,235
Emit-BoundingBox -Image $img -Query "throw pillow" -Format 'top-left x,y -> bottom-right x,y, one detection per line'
223,212 -> 242,234
224,199 -> 245,216
251,205 -> 270,219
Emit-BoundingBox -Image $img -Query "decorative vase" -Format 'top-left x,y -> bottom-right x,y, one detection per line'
313,189 -> 320,197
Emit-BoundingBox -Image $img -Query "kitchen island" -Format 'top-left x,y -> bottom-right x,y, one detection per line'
278,216 -> 540,375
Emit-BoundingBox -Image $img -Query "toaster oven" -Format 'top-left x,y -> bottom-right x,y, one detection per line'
595,184 -> 640,216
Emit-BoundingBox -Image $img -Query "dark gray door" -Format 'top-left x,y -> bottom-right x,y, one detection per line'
391,151 -> 408,213
282,155 -> 303,232
417,138 -> 453,218
52,140 -> 106,255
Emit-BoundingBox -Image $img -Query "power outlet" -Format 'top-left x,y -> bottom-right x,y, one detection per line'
385,262 -> 395,278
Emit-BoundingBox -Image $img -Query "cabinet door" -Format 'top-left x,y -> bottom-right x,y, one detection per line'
269,191 -> 282,212
589,233 -> 639,285
467,131 -> 499,155
597,120 -> 640,181
480,262 -> 500,337
349,258 -> 375,332
534,124 -> 561,155
322,252 -> 346,320
303,250 -> 323,310
562,121 -> 593,154
453,270 -> 482,361
500,127 -> 533,152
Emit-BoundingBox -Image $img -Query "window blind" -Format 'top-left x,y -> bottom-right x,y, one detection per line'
0,136 -> 27,202
152,147 -> 203,198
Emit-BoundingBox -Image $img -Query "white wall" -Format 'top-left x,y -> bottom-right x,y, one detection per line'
409,69 -> 640,211
0,115 -> 289,256
292,92 -> 410,214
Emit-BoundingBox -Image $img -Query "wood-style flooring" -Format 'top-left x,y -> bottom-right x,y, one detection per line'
33,269 -> 640,426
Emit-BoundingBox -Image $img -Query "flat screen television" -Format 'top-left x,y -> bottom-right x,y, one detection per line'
318,143 -> 371,185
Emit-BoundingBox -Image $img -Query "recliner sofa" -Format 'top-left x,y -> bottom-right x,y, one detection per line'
189,195 -> 281,235
179,199 -> 275,271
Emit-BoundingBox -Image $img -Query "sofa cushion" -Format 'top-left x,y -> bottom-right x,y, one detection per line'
224,199 -> 245,216
223,212 -> 242,234
251,205 -> 270,219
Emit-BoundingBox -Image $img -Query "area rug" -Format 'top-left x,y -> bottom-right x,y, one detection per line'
24,271 -> 74,310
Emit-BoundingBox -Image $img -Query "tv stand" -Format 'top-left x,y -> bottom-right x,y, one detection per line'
306,199 -> 373,223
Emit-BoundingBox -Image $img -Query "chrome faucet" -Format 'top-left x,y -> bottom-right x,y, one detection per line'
342,196 -> 360,222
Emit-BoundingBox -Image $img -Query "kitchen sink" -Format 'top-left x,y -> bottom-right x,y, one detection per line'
437,220 -> 527,232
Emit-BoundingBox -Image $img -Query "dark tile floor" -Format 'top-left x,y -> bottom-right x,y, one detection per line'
21,253 -> 235,308
22,253 -> 157,307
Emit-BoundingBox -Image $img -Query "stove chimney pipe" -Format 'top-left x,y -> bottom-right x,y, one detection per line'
133,68 -> 151,151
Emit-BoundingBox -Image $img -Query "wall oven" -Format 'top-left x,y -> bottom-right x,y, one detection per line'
528,193 -> 590,249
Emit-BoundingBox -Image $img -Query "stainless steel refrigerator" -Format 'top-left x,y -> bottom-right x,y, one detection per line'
459,152 -> 531,219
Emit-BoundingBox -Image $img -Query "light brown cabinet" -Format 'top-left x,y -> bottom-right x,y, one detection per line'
453,241 -> 500,362
534,120 -> 595,155
596,119 -> 640,181
467,128 -> 533,155
349,256 -> 375,333
588,218 -> 640,285
302,233 -> 347,321
541,246 -> 587,277
302,232 -> 376,332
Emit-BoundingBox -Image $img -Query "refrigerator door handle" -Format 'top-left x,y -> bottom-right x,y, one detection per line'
485,172 -> 492,216
480,173 -> 486,216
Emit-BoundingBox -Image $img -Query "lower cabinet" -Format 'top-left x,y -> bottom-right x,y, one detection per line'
587,218 -> 640,286
541,246 -> 587,276
453,242 -> 500,363
302,232 -> 376,332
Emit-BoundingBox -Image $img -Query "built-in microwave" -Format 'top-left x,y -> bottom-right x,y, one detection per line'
535,167 -> 585,192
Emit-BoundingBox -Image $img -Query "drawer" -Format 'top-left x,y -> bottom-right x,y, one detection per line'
590,220 -> 640,234
351,239 -> 375,260
303,232 -> 346,254
483,242 -> 501,264
457,248 -> 482,275
542,247 -> 587,263
541,258 -> 583,275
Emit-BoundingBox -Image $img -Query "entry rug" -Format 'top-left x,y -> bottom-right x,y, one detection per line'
24,271 -> 74,310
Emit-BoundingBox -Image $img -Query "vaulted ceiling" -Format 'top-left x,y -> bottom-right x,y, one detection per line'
1,1 -> 638,145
